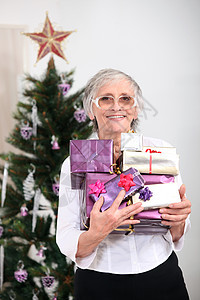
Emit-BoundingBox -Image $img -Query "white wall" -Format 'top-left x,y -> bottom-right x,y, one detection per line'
1,0 -> 200,298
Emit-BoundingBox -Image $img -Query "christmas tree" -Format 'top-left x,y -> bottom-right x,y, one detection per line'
0,14 -> 92,300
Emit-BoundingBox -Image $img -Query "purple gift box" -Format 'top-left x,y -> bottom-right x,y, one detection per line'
71,173 -> 85,190
134,209 -> 161,220
142,174 -> 174,185
85,172 -> 126,217
70,139 -> 113,173
89,168 -> 144,212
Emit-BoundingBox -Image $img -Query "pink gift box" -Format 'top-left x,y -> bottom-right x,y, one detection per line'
70,139 -> 113,173
142,174 -> 174,185
134,209 -> 161,220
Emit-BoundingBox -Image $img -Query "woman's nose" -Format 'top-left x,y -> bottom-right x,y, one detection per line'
111,98 -> 121,110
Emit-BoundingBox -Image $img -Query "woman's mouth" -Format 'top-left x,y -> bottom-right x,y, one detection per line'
106,115 -> 126,120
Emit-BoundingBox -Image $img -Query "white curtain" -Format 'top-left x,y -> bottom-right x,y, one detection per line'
0,26 -> 27,153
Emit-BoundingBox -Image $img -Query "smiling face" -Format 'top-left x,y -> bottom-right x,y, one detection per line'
89,79 -> 138,138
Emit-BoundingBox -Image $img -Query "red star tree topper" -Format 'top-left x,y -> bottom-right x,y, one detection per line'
23,12 -> 75,63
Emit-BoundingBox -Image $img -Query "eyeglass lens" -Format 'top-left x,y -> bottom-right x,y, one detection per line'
98,96 -> 135,109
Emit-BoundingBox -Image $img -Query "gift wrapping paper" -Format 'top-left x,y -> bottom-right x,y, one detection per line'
142,174 -> 174,185
123,150 -> 179,175
70,139 -> 113,173
132,182 -> 180,209
142,146 -> 177,154
89,168 -> 144,211
70,173 -> 85,190
121,133 -> 143,151
85,172 -> 119,217
134,209 -> 161,220
113,219 -> 169,235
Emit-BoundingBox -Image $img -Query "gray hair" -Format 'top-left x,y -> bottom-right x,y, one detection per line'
83,68 -> 144,131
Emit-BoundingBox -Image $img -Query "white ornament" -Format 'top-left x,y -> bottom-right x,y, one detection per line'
32,100 -> 38,150
23,164 -> 35,201
8,290 -> 16,299
32,289 -> 39,300
1,161 -> 9,207
0,246 -> 4,291
32,188 -> 41,232
0,161 -> 8,290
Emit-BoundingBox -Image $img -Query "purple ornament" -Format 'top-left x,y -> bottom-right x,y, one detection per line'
74,109 -> 87,123
42,275 -> 55,288
139,187 -> 153,201
36,243 -> 47,257
37,249 -> 44,257
52,175 -> 59,196
14,269 -> 28,283
52,141 -> 60,150
0,226 -> 4,238
58,83 -> 71,96
20,204 -> 28,216
14,261 -> 28,283
20,121 -> 33,140
52,183 -> 59,196
51,136 -> 60,150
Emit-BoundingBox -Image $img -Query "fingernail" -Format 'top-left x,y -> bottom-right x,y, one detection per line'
169,204 -> 173,208
160,209 -> 164,213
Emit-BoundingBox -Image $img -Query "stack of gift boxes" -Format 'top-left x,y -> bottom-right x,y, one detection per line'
70,133 -> 180,235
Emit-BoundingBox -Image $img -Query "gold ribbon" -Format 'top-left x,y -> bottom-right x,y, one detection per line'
109,163 -> 121,175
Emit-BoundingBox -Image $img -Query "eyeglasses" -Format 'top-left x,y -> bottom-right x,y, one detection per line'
92,95 -> 137,110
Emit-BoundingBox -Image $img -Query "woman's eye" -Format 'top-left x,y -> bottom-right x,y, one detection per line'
101,96 -> 112,101
121,96 -> 131,101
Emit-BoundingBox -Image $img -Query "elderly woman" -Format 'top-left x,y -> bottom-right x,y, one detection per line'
56,69 -> 191,300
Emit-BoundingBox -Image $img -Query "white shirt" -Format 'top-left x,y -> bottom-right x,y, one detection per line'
56,136 -> 190,274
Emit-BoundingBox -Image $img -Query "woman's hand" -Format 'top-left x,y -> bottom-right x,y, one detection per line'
89,189 -> 144,239
159,184 -> 191,242
76,189 -> 144,258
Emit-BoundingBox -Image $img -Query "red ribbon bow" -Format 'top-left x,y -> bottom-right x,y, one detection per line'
145,149 -> 161,153
118,173 -> 136,192
145,148 -> 161,174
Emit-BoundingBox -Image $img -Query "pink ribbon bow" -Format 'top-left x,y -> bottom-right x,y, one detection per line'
118,173 -> 136,192
89,180 -> 106,197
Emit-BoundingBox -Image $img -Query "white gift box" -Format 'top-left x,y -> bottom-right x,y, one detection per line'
132,182 -> 181,209
122,148 -> 179,175
121,133 -> 143,151
142,146 -> 177,154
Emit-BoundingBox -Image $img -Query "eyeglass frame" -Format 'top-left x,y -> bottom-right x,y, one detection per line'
91,95 -> 138,110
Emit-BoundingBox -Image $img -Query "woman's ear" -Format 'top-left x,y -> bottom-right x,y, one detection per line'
133,107 -> 138,120
88,112 -> 94,120
88,103 -> 95,120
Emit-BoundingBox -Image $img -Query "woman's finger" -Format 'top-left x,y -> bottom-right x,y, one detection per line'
179,184 -> 186,199
110,189 -> 126,210
92,196 -> 104,213
161,213 -> 188,223
119,203 -> 143,219
160,207 -> 191,216
162,220 -> 183,226
168,199 -> 191,209
120,219 -> 141,226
